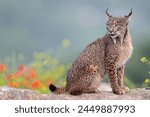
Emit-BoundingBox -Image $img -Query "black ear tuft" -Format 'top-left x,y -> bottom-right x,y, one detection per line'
125,8 -> 133,18
106,8 -> 112,17
49,84 -> 56,92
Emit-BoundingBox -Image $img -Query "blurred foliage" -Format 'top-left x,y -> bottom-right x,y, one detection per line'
140,57 -> 150,87
0,53 -> 70,94
124,77 -> 136,89
125,38 -> 150,88
0,38 -> 71,94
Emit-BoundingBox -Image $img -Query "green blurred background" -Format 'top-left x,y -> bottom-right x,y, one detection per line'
0,0 -> 150,93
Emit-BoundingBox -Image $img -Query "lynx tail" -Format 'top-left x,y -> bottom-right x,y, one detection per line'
49,84 -> 66,94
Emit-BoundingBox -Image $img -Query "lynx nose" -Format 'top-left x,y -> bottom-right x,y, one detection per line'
109,31 -> 115,35
109,30 -> 113,33
109,29 -> 114,34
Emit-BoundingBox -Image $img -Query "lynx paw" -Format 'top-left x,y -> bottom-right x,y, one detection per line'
122,86 -> 129,93
113,88 -> 125,95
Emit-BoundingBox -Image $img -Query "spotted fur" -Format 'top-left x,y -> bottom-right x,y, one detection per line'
49,9 -> 133,95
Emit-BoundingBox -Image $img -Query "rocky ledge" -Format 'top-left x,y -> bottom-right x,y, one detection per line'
0,87 -> 150,100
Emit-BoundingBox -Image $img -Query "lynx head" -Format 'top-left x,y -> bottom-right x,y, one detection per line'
106,8 -> 132,44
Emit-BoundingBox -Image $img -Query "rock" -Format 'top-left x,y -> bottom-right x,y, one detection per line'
0,87 -> 150,100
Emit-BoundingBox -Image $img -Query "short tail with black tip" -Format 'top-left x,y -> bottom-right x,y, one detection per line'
49,84 -> 66,94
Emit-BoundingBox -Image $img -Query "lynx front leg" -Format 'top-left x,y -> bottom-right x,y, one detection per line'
117,66 -> 129,93
106,63 -> 125,95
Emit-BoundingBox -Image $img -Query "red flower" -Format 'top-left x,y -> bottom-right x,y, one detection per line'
29,68 -> 37,78
32,80 -> 41,89
26,68 -> 37,80
18,64 -> 26,72
14,64 -> 26,77
0,64 -> 7,72
14,71 -> 24,77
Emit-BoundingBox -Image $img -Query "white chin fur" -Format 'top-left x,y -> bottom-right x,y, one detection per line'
111,36 -> 117,44
110,34 -> 117,44
110,32 -> 124,44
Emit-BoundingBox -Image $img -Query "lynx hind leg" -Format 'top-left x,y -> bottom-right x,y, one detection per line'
68,73 -> 100,95
68,65 -> 100,95
85,73 -> 101,93
83,65 -> 101,93
117,66 -> 129,93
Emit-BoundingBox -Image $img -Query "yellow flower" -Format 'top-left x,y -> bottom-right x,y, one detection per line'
62,39 -> 71,48
144,79 -> 150,84
140,57 -> 147,63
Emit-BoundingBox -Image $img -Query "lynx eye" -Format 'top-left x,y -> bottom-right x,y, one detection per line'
114,23 -> 118,27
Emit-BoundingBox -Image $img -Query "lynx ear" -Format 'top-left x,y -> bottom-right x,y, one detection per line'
125,8 -> 133,22
106,8 -> 112,18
